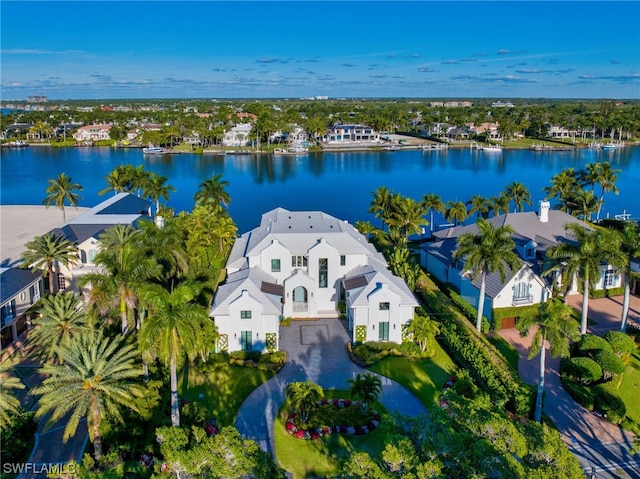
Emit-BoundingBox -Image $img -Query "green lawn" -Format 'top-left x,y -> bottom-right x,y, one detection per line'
613,347 -> 640,428
274,390 -> 389,479
180,364 -> 274,426
369,341 -> 457,409
486,334 -> 520,371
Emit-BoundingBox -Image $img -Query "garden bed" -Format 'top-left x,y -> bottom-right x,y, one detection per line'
285,399 -> 380,440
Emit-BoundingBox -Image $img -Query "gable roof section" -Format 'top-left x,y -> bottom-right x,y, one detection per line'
211,267 -> 282,317
344,265 -> 418,309
1,267 -> 41,304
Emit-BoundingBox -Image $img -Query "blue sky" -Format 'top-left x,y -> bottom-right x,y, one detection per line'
1,1 -> 639,100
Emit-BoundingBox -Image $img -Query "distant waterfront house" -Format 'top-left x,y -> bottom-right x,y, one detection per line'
421,201 -> 623,327
546,124 -> 578,140
322,124 -> 380,145
470,122 -> 501,140
72,124 -> 112,142
126,123 -> 162,142
0,267 -> 41,354
223,123 -> 253,147
47,193 -> 151,293
447,127 -> 470,141
210,208 -> 418,352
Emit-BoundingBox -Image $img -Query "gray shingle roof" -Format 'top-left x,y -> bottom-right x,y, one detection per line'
1,267 -> 41,304
211,267 -> 282,316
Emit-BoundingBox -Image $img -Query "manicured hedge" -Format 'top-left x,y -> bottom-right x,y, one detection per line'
564,357 -> 602,385
589,287 -> 624,299
416,275 -> 535,417
576,334 -> 612,355
604,331 -> 636,358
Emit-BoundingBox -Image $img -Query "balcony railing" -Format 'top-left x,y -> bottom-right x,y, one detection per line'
512,295 -> 534,306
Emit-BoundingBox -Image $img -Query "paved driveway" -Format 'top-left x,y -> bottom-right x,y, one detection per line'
235,318 -> 427,453
499,295 -> 640,479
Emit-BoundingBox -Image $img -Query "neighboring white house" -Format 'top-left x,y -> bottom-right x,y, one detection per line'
72,124 -> 112,142
322,124 -> 380,145
223,123 -> 253,147
210,208 -> 418,352
421,201 -> 623,327
0,267 -> 41,356
47,193 -> 151,293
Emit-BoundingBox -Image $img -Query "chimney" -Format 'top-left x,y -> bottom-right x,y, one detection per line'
539,200 -> 550,223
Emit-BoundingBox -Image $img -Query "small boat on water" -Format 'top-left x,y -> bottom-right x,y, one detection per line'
142,146 -> 167,155
2,140 -> 28,148
602,142 -> 625,150
481,144 -> 502,153
273,146 -> 309,155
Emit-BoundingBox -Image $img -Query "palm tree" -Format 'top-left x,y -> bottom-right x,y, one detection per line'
594,162 -> 620,221
564,188 -> 601,221
285,381 -> 324,424
354,220 -> 376,240
347,373 -> 382,414
518,300 -> 580,422
138,283 -> 216,427
21,233 -> 78,294
194,173 -> 231,208
33,331 -> 144,461
143,172 -> 175,218
0,362 -> 25,427
368,186 -> 393,230
79,234 -> 159,335
421,193 -> 445,236
444,200 -> 468,226
611,222 -> 640,332
545,224 -> 619,335
503,181 -> 533,213
488,194 -> 510,217
31,292 -> 88,361
543,168 -> 581,213
452,218 -> 521,331
42,172 -> 83,222
386,195 -> 427,241
99,165 -> 134,196
466,194 -> 491,219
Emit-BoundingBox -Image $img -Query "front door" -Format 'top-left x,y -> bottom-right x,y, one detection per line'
293,286 -> 308,313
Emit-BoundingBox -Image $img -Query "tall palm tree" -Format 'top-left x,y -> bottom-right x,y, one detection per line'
545,224 -> 619,335
503,181 -> 533,213
488,194 -> 510,217
347,373 -> 382,414
386,195 -> 427,241
42,172 -> 83,222
0,362 -> 25,427
421,193 -> 445,236
518,300 -> 580,422
194,173 -> 231,208
285,381 -> 324,424
543,168 -> 582,213
444,200 -> 468,226
368,186 -> 393,230
31,292 -> 88,361
138,283 -> 216,427
594,162 -> 620,221
452,218 -> 521,331
564,188 -> 601,221
99,165 -> 135,196
21,233 -> 78,294
466,194 -> 491,219
611,222 -> 640,332
79,237 -> 159,335
33,331 -> 144,461
143,172 -> 175,218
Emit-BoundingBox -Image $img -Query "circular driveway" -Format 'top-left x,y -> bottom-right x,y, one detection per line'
234,318 -> 427,453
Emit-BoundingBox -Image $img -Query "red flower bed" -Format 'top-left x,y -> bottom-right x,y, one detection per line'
285,400 -> 381,440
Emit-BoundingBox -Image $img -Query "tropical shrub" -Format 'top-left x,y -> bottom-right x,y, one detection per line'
0,410 -> 37,465
604,331 -> 636,359
575,334 -> 612,355
594,390 -> 626,424
563,357 -> 602,385
593,350 -> 625,380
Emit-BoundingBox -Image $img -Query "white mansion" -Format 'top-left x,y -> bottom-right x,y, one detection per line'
210,208 -> 418,353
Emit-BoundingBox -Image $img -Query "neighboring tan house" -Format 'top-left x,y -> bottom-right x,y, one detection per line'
210,208 -> 418,352
48,193 -> 151,293
421,201 -> 623,327
223,123 -> 253,147
0,267 -> 42,354
72,124 -> 112,142
322,124 -> 380,144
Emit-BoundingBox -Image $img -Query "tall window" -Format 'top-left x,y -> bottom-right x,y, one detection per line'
378,322 -> 390,341
1,300 -> 16,327
241,310 -> 252,319
319,258 -> 328,288
241,331 -> 253,351
604,269 -> 616,287
513,282 -> 530,299
57,273 -> 67,291
340,255 -> 346,266
271,259 -> 281,272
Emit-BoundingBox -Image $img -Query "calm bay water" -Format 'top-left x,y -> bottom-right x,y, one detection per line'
1,145 -> 639,233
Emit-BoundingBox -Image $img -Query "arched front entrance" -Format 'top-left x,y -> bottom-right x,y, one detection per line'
292,286 -> 308,313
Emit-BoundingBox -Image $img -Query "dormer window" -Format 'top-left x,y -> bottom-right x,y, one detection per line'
525,246 -> 535,259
